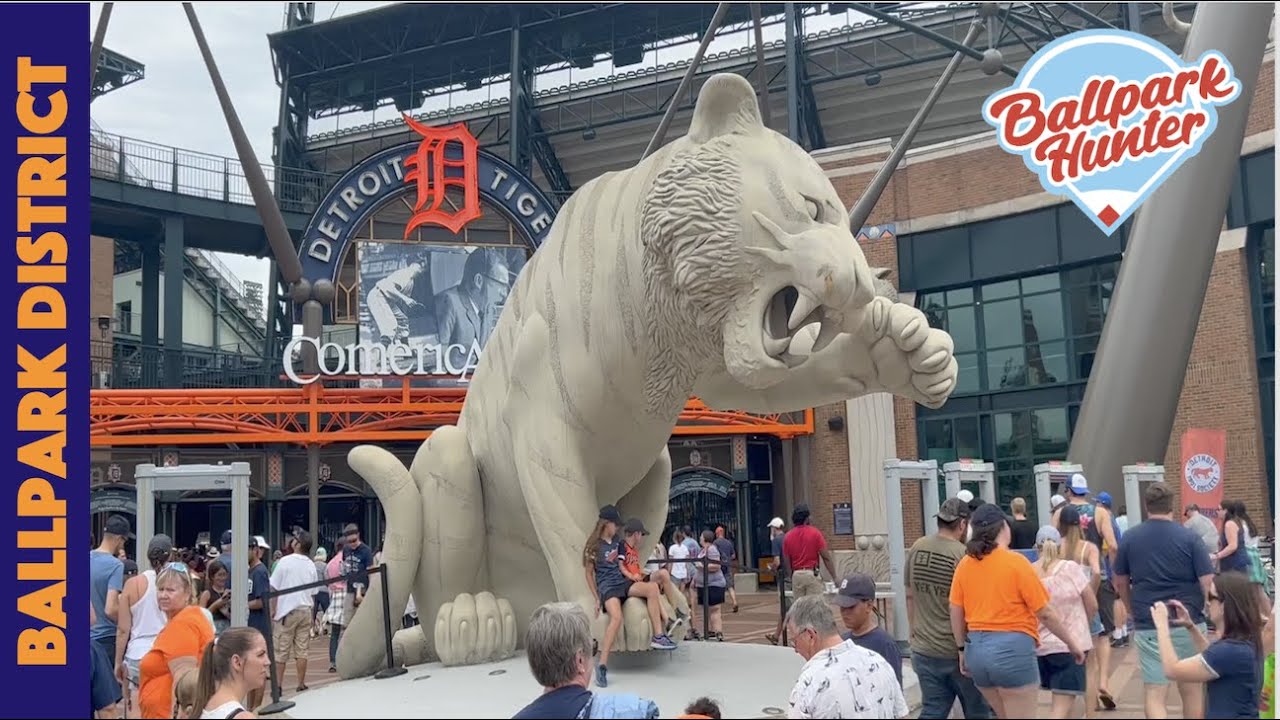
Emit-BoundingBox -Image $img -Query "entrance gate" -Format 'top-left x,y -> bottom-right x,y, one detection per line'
667,468 -> 737,542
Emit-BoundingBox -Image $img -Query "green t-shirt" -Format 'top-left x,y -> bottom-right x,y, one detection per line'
906,533 -> 966,659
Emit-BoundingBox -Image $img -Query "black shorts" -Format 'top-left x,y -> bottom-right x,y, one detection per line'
697,585 -> 726,607
1038,652 -> 1087,695
600,582 -> 633,610
1096,579 -> 1117,634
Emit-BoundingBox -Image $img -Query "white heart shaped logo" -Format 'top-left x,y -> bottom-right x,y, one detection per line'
983,30 -> 1242,235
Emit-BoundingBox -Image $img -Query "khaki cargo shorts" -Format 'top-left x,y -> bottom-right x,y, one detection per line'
791,569 -> 825,598
272,607 -> 312,663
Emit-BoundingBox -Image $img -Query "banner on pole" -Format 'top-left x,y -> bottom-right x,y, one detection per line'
1180,428 -> 1226,528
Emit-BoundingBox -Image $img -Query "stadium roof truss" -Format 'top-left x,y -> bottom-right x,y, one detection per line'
269,2 -> 1193,196
91,45 -> 145,101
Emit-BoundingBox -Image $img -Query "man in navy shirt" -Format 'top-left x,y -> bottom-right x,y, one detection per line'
834,573 -> 903,688
1113,481 -> 1214,719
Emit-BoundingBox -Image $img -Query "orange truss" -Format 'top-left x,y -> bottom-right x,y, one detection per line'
89,379 -> 814,447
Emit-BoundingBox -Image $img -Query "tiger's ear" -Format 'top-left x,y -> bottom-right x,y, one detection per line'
687,73 -> 764,144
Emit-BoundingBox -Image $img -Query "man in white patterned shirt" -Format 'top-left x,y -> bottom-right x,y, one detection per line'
786,595 -> 908,719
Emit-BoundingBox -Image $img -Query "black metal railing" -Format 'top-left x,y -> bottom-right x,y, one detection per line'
255,564 -> 405,715
89,126 -> 337,215
91,340 -> 281,390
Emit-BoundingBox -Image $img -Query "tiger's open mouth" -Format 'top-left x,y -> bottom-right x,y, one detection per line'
763,285 -> 843,366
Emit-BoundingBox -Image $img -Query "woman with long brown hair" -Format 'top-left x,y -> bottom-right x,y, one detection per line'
1152,571 -> 1266,719
191,627 -> 270,719
950,505 -> 1087,719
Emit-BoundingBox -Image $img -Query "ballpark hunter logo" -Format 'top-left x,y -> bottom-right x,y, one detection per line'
983,30 -> 1242,235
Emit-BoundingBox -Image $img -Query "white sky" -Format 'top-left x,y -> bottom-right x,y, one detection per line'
88,2 -> 897,309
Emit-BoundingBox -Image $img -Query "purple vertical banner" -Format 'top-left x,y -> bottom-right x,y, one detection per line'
3,3 -> 88,718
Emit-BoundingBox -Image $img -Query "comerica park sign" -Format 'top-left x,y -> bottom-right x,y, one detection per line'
283,336 -> 483,385
286,115 -> 556,385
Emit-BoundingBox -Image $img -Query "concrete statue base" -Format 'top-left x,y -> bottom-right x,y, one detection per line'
287,643 -> 918,719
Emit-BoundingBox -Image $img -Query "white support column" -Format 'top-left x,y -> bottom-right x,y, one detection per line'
883,459 -> 940,646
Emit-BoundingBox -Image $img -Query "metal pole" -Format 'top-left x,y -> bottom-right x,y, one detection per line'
784,3 -> 799,143
374,566 -> 408,678
750,3 -> 772,129
848,20 -> 982,231
182,3 -> 303,284
509,10 -> 524,171
307,444 -> 320,549
1068,3 -> 1274,498
89,3 -> 113,90
641,2 -> 731,159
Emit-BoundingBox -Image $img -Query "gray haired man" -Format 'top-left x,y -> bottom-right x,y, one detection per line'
512,602 -> 659,719
786,595 -> 907,719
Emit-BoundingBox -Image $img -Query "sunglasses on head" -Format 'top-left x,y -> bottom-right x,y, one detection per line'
165,561 -> 189,573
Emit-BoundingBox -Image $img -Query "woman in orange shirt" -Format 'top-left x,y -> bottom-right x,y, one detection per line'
950,504 -> 1087,719
138,564 -> 215,719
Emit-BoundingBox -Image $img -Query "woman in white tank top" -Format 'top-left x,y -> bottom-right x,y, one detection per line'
115,536 -> 173,694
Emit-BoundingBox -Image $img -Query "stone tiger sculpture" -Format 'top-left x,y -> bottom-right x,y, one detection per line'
336,73 -> 958,677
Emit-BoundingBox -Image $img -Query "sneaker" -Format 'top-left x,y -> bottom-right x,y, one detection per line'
596,665 -> 608,688
651,635 -> 677,650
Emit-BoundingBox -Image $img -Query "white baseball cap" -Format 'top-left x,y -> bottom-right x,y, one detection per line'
768,517 -> 785,529
1068,473 -> 1090,496
956,489 -> 975,504
1050,494 -> 1066,509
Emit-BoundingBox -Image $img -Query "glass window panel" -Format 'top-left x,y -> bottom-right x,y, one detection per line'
994,413 -> 1016,457
1262,228 -> 1275,297
983,280 -> 1019,301
946,288 -> 974,306
956,353 -> 981,394
924,420 -> 954,454
955,417 -> 981,459
1028,341 -> 1069,385
1033,408 -> 1070,456
920,294 -> 947,328
1022,292 -> 1066,342
1073,335 -> 1100,381
987,347 -> 1027,389
948,306 -> 978,353
983,299 -> 1023,348
1021,273 -> 1061,294
1068,284 -> 1107,337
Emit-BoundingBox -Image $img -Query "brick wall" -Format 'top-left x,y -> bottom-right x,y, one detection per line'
1162,247 -> 1272,531
808,57 -> 1275,550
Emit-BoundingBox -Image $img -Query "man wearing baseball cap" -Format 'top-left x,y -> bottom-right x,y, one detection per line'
906,498 -> 992,719
834,573 -> 902,688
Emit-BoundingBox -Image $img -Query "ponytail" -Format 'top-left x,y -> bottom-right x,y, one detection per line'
190,627 -> 261,717
190,638 -> 219,718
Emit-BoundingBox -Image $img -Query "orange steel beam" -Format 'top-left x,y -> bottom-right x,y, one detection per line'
90,379 -> 814,447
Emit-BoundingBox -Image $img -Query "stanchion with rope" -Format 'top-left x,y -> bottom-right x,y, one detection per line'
253,564 -> 405,714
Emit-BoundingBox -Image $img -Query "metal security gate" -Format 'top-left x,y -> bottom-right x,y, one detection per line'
667,468 -> 738,544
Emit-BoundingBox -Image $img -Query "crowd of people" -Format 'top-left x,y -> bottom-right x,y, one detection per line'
89,517 -> 382,719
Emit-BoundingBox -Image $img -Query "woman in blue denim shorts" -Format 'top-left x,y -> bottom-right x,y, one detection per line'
950,504 -> 1089,718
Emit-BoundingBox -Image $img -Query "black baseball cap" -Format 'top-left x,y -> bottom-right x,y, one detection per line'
147,534 -> 174,559
969,503 -> 1007,530
104,515 -> 134,539
220,529 -> 232,546
598,505 -> 622,524
833,573 -> 877,608
623,518 -> 649,536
